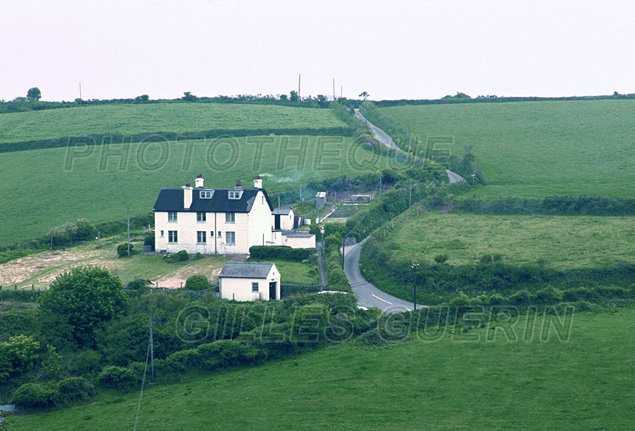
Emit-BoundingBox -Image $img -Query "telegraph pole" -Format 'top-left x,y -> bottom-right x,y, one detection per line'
149,315 -> 155,383
379,173 -> 382,203
412,263 -> 419,311
127,207 -> 131,256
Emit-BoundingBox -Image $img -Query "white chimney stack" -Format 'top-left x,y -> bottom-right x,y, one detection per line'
195,174 -> 204,188
183,183 -> 193,208
254,175 -> 262,189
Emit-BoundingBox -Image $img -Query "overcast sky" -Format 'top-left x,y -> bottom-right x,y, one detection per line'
1,0 -> 634,102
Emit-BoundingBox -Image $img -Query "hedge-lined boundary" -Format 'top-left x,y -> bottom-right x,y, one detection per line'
0,127 -> 355,153
454,195 -> 635,216
249,246 -> 314,262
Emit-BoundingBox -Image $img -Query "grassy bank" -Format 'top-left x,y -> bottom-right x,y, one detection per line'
7,307 -> 635,430
382,99 -> 635,198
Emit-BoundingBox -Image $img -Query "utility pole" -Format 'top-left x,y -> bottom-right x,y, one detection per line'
379,173 -> 382,203
409,179 -> 412,207
412,263 -> 419,311
98,231 -> 101,249
149,315 -> 155,383
333,78 -> 336,101
127,207 -> 131,256
79,82 -> 82,100
342,237 -> 345,269
300,185 -> 303,201
278,196 -> 281,208
298,74 -> 301,101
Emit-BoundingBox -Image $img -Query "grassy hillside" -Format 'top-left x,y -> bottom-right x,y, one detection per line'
382,99 -> 635,198
389,212 -> 635,270
0,136 -> 391,246
7,307 -> 635,430
0,103 -> 346,145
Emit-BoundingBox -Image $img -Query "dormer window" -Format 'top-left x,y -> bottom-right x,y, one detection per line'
200,190 -> 213,199
228,190 -> 243,200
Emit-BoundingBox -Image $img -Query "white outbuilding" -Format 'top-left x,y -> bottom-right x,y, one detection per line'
218,262 -> 281,301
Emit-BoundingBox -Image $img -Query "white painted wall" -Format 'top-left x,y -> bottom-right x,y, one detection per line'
248,190 -> 275,248
282,234 -> 316,249
219,265 -> 280,301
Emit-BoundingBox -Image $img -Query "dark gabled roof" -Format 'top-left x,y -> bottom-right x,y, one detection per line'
218,262 -> 276,279
272,208 -> 293,215
153,187 -> 273,213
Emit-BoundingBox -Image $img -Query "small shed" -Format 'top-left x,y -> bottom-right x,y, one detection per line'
316,192 -> 326,210
218,262 -> 281,301
272,208 -> 295,230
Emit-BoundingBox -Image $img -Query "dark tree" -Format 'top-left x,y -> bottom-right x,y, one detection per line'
38,267 -> 127,346
27,87 -> 41,101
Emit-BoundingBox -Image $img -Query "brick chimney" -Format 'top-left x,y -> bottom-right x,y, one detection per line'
183,183 -> 193,208
195,174 -> 204,188
254,175 -> 262,189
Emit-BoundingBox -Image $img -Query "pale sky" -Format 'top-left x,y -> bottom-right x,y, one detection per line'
1,0 -> 634,102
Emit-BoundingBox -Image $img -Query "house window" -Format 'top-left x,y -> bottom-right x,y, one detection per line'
160,230 -> 164,238
200,190 -> 212,199
197,231 -> 206,244
218,231 -> 222,238
168,230 -> 178,243
168,212 -> 177,222
225,212 -> 235,223
210,231 -> 214,237
226,231 -> 235,245
228,190 -> 242,200
252,282 -> 259,292
197,212 -> 206,222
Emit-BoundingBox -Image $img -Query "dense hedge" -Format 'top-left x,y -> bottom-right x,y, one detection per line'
249,246 -> 314,262
0,127 -> 354,154
454,195 -> 635,216
360,233 -> 635,306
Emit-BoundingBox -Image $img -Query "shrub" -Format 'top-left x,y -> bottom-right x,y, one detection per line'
117,243 -> 133,257
434,254 -> 449,264
58,377 -> 95,403
249,246 -> 314,262
98,365 -> 136,391
127,279 -> 149,292
68,350 -> 102,377
144,235 -> 155,251
185,274 -> 210,291
12,382 -> 60,408
166,250 -> 189,263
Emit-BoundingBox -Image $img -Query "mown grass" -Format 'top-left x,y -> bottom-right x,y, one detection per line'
389,212 -> 635,270
0,135 -> 392,246
6,307 -> 635,430
247,258 -> 319,285
0,236 -> 227,289
0,103 -> 346,145
382,99 -> 635,198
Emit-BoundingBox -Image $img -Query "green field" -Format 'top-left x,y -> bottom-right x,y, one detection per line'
0,135 -> 391,246
382,99 -> 635,198
0,103 -> 346,145
390,212 -> 635,270
7,307 -> 635,430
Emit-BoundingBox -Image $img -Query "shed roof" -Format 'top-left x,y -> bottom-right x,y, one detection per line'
218,262 -> 276,279
272,208 -> 293,215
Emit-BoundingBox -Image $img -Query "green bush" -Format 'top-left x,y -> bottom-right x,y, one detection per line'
185,274 -> 210,291
249,246 -> 314,262
144,235 -> 155,251
98,365 -> 136,391
165,250 -> 189,263
12,382 -> 60,408
127,279 -> 149,292
68,350 -> 102,378
117,243 -> 133,257
58,377 -> 95,403
434,254 -> 449,264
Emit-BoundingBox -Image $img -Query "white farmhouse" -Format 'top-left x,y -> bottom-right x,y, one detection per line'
154,175 -> 274,255
153,175 -> 316,255
218,262 -> 281,301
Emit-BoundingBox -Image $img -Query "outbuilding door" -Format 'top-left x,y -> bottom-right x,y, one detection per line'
274,215 -> 281,230
269,282 -> 277,300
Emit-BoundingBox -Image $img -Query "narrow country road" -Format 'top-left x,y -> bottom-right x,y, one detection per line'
355,109 -> 464,184
344,241 -> 427,314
